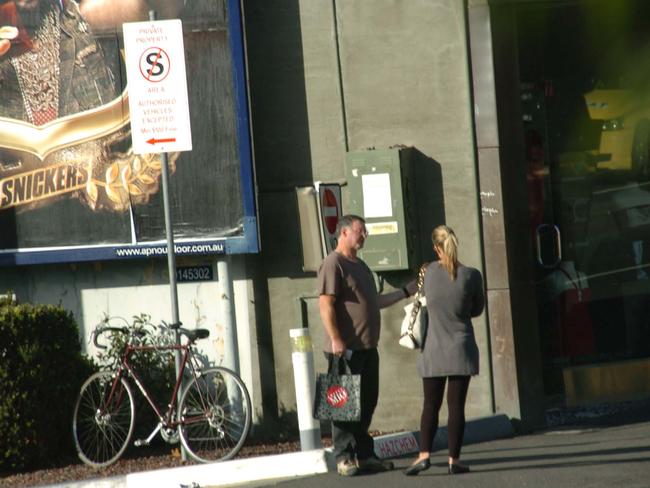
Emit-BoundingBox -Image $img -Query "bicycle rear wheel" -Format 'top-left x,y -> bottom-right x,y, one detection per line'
73,371 -> 135,467
178,367 -> 251,463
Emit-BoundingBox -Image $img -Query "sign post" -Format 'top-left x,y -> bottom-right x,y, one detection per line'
123,13 -> 193,460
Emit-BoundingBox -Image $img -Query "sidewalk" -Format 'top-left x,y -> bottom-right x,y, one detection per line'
265,417 -> 650,488
41,414 -> 514,488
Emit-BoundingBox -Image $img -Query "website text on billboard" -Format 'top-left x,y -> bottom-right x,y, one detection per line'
115,242 -> 225,257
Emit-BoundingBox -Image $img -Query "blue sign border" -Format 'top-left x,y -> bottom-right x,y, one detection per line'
0,0 -> 258,266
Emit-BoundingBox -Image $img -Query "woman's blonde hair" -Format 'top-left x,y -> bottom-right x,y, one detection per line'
432,225 -> 459,280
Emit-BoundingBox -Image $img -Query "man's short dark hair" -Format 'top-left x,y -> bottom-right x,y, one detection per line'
336,214 -> 365,237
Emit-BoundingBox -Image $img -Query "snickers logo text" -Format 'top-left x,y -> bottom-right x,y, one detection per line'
0,163 -> 88,210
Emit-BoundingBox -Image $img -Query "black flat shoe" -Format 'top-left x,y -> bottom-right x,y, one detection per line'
448,463 -> 470,475
403,458 -> 430,476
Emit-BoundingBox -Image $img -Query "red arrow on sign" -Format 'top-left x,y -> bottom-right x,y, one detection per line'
146,137 -> 177,145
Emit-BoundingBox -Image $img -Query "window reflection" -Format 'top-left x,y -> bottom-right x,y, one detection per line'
517,0 -> 650,395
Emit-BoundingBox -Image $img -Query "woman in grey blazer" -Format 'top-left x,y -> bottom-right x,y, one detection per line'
404,225 -> 485,476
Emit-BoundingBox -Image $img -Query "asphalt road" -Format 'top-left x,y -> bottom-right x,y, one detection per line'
254,420 -> 650,488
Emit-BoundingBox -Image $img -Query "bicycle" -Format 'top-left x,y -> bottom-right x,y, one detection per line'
72,319 -> 252,468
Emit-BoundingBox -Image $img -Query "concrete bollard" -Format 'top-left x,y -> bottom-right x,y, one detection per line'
290,328 -> 321,451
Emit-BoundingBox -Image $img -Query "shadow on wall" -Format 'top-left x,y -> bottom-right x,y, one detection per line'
243,0 -> 314,281
250,403 -> 334,444
244,0 -> 314,189
250,404 -> 299,443
242,0 -> 313,422
412,147 -> 446,265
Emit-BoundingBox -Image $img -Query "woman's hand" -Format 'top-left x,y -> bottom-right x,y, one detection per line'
0,25 -> 18,57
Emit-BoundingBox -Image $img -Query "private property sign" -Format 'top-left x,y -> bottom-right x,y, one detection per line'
122,20 -> 192,154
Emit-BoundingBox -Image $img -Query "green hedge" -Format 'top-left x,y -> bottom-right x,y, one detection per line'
0,298 -> 95,472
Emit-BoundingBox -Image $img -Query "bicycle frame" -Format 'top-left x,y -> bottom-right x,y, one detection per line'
104,339 -> 198,437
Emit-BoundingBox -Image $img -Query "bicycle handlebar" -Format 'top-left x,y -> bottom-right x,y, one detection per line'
92,326 -> 150,349
92,321 -> 206,349
93,326 -> 128,350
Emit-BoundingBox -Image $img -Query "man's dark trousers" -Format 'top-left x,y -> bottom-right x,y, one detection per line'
325,348 -> 380,462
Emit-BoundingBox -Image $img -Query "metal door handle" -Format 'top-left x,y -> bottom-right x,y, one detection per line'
536,224 -> 562,268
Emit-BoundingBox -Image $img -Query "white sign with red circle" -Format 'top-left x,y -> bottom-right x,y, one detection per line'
122,19 -> 192,155
318,184 -> 342,254
138,47 -> 171,83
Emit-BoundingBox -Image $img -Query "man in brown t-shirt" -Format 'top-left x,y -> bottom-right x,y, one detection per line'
318,214 -> 414,476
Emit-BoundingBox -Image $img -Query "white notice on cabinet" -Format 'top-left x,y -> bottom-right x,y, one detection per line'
362,173 -> 393,218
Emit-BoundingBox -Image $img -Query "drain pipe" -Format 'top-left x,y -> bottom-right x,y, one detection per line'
218,256 -> 240,375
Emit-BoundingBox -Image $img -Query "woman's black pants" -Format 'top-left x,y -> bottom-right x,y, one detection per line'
419,375 -> 470,459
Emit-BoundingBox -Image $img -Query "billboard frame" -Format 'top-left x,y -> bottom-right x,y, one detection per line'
0,0 -> 258,266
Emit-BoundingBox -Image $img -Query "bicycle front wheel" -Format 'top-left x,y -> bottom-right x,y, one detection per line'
73,371 -> 135,467
178,367 -> 251,463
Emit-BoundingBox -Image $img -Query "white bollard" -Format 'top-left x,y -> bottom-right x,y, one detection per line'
290,328 -> 321,450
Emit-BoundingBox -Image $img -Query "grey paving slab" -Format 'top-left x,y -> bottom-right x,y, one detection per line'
260,420 -> 650,488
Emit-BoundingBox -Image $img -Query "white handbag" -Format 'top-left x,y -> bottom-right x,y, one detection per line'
399,296 -> 427,349
399,264 -> 428,350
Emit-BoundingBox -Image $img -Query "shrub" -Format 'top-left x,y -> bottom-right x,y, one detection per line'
0,298 -> 95,472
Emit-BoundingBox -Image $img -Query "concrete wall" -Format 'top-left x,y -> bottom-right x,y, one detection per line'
244,0 -> 493,431
0,255 -> 264,422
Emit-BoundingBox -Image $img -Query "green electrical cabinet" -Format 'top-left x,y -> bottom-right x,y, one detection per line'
346,147 -> 420,271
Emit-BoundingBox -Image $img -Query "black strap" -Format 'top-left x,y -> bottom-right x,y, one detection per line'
407,263 -> 429,332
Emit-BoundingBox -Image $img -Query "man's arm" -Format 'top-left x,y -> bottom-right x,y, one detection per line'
319,294 -> 346,357
377,280 -> 417,309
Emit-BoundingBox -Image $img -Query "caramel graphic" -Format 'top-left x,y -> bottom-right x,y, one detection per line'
0,90 -> 178,213
0,90 -> 130,160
